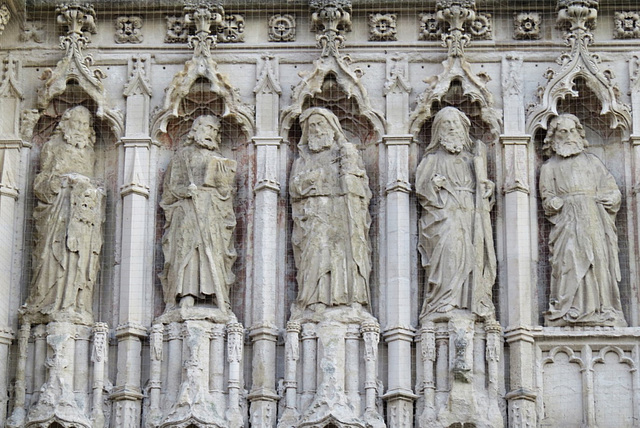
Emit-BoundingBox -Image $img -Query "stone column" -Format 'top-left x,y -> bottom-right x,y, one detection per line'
210,324 -> 226,412
629,56 -> 640,325
345,324 -> 360,415
362,322 -> 384,426
249,54 -> 282,428
6,322 -> 29,427
226,322 -> 244,427
279,321 -> 300,426
0,55 -> 23,426
91,322 -> 109,428
112,55 -> 154,425
381,54 -> 416,428
147,324 -> 163,427
419,322 -> 436,425
501,55 -> 538,427
300,323 -> 317,411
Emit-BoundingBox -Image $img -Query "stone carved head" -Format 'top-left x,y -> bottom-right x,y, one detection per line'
427,106 -> 474,154
543,113 -> 588,158
186,115 -> 221,151
298,107 -> 347,154
58,106 -> 96,149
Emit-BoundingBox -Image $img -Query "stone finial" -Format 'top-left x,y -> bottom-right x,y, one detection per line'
310,0 -> 352,57
436,0 -> 477,57
184,2 -> 224,56
56,3 -> 97,36
556,0 -> 598,33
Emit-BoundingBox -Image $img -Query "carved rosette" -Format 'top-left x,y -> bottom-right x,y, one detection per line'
0,4 -> 10,35
310,0 -> 352,57
268,13 -> 296,42
165,16 -> 188,43
614,11 -> 640,39
20,20 -> 45,43
469,13 -> 492,40
514,12 -> 541,39
419,13 -> 441,41
369,13 -> 397,41
115,16 -> 143,44
218,14 -> 244,43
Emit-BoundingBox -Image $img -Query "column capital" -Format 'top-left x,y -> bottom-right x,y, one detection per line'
382,134 -> 414,145
382,325 -> 416,342
504,325 -> 539,344
252,136 -> 282,146
115,322 -> 148,339
500,134 -> 531,145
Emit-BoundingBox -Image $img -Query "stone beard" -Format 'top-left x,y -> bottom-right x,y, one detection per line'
160,115 -> 237,311
289,107 -> 372,311
540,114 -> 626,326
24,106 -> 105,322
416,107 -> 496,319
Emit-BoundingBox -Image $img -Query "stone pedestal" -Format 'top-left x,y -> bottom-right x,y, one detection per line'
418,311 -> 503,428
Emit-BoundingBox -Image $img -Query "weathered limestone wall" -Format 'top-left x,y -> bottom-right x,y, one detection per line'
0,0 -> 639,427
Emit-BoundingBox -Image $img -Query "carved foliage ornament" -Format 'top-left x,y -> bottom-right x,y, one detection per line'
614,11 -> 640,39
419,10 -> 492,41
268,13 -> 295,42
369,13 -> 397,41
514,12 -> 541,40
218,14 -> 244,43
419,13 -> 441,41
115,16 -> 143,44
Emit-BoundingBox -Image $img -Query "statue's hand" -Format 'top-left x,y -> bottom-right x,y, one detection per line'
596,194 -> 617,209
481,179 -> 495,199
186,183 -> 197,198
432,174 -> 447,189
547,196 -> 564,212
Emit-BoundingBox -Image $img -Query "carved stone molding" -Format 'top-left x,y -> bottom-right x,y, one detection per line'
368,13 -> 397,42
310,0 -> 352,57
38,3 -> 123,137
0,55 -> 22,100
115,16 -> 143,44
526,0 -> 631,136
613,11 -> 640,39
268,13 -> 296,42
20,20 -> 45,43
514,12 -> 541,40
123,55 -> 152,98
0,4 -> 10,35
165,16 -> 188,43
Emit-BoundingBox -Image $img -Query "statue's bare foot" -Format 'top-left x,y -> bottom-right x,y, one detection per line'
180,295 -> 195,308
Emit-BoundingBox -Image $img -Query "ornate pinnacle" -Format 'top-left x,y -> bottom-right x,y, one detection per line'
436,0 -> 477,58
310,0 -> 352,57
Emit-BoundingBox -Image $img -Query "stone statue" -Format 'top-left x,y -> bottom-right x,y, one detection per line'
416,107 -> 496,319
540,114 -> 626,326
290,107 -> 372,311
24,106 -> 105,322
160,115 -> 237,311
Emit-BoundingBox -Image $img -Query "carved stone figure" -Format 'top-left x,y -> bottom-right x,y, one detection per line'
290,107 -> 372,311
540,114 -> 626,326
24,106 -> 105,322
160,115 -> 237,311
416,107 -> 496,319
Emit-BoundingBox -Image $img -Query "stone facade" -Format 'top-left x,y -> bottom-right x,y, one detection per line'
0,0 -> 639,427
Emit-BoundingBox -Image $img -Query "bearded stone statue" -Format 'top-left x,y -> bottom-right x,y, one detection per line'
24,106 -> 105,323
540,114 -> 626,327
416,107 -> 496,319
289,107 -> 372,312
160,115 -> 237,312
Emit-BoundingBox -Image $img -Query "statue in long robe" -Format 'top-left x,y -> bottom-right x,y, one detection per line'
24,106 -> 105,322
540,114 -> 626,326
416,107 -> 496,319
160,115 -> 237,311
290,107 -> 372,311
